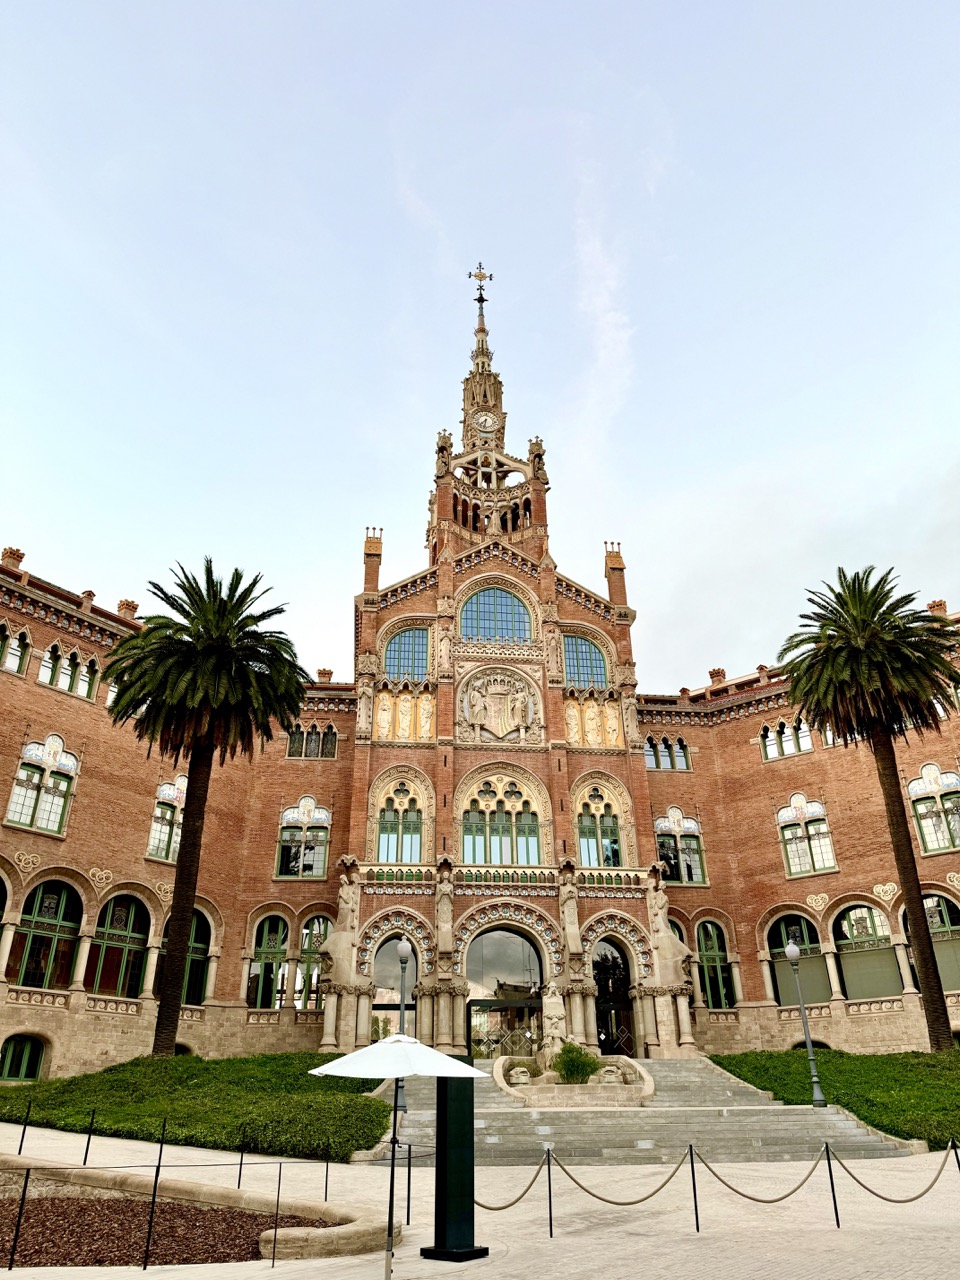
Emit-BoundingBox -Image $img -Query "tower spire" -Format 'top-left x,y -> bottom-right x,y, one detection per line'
462,261 -> 504,443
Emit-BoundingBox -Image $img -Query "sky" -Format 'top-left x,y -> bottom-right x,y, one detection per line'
2,3 -> 958,692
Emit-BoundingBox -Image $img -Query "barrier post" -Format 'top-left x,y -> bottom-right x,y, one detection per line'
952,1137 -> 960,1176
83,1109 -> 96,1167
546,1145 -> 554,1238
824,1142 -> 840,1229
324,1152 -> 330,1201
7,1168 -> 30,1271
237,1127 -> 246,1190
141,1117 -> 167,1270
271,1162 -> 283,1268
17,1100 -> 31,1156
406,1143 -> 412,1226
688,1145 -> 700,1233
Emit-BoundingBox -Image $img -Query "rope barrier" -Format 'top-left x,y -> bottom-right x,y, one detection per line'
828,1143 -> 955,1204
551,1150 -> 688,1206
474,1156 -> 546,1211
693,1145 -> 826,1204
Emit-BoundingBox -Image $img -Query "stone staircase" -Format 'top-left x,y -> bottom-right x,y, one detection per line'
384,1058 -> 918,1166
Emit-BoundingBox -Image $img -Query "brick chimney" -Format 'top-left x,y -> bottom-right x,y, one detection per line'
363,529 -> 383,594
756,664 -> 770,684
603,542 -> 628,606
927,599 -> 948,615
709,667 -> 727,686
116,599 -> 139,620
80,590 -> 95,613
1,548 -> 25,572
316,668 -> 333,683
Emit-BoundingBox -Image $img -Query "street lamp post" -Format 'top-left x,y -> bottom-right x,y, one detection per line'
396,936 -> 413,1113
784,939 -> 827,1108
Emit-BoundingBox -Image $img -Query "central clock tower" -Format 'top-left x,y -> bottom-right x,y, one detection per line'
461,263 -> 506,451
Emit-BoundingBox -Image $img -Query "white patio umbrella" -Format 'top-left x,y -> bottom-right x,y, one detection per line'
311,1035 -> 484,1278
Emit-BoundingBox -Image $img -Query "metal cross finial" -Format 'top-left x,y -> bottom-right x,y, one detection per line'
468,261 -> 493,302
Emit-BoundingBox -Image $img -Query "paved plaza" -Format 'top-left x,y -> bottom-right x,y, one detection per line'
1,1120 -> 957,1279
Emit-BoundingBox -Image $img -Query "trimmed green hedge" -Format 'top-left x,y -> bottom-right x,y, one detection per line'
713,1048 -> 960,1150
0,1052 -> 390,1162
552,1043 -> 601,1084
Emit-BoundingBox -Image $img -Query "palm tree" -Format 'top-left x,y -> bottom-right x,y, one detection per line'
778,567 -> 960,1053
104,559 -> 308,1055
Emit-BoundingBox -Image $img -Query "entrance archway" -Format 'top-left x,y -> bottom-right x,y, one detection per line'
466,928 -> 543,1058
593,938 -> 635,1057
372,937 -> 418,1038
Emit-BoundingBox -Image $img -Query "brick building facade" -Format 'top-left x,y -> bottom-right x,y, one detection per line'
1,290 -> 959,1080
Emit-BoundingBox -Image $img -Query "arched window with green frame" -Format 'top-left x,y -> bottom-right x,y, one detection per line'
0,1035 -> 44,1082
247,915 -> 289,1009
0,625 -> 29,674
767,913 -> 831,1006
463,801 -> 486,864
460,588 -> 531,643
563,635 -> 607,687
84,894 -> 150,998
297,915 -> 332,1010
154,910 -> 211,1006
515,803 -> 540,866
696,921 -> 735,1009
6,880 -> 83,990
917,895 -> 960,990
833,905 -> 902,1000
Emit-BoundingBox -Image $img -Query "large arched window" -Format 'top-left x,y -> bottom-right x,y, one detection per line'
461,778 -> 540,866
6,880 -> 83,990
247,915 -> 289,1009
276,797 -> 330,878
563,636 -> 607,688
777,793 -> 836,876
0,1035 -> 44,1082
833,905 -> 902,1000
385,628 -> 429,681
460,588 -> 531,643
654,807 -> 705,884
377,782 -> 422,863
297,915 -> 332,1011
85,894 -> 150,998
696,921 -> 735,1009
155,910 -> 211,1006
577,785 -> 621,868
373,936 -> 420,1037
767,914 -> 831,1006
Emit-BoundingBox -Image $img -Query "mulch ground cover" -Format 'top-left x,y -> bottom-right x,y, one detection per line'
0,1196 -> 323,1267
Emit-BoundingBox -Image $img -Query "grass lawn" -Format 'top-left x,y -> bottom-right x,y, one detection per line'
0,1052 -> 390,1162
714,1048 -> 960,1149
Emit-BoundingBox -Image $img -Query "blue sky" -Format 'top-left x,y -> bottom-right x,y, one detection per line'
3,3 -> 958,690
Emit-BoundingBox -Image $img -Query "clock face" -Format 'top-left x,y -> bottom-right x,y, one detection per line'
473,411 -> 497,435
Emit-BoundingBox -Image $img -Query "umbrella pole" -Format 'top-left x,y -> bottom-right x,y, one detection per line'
385,1076 -> 400,1280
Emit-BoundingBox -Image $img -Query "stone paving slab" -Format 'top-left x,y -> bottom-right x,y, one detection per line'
1,1123 -> 956,1279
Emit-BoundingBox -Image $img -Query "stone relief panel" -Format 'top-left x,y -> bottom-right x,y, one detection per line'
456,668 -> 543,745
563,695 -> 623,749
374,690 -> 436,742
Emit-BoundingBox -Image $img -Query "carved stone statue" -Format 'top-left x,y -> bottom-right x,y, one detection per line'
546,629 -> 562,677
438,628 -> 453,673
583,698 -> 602,747
436,868 -> 454,955
396,692 -> 413,740
356,685 -> 373,737
418,692 -> 434,739
645,862 -> 692,988
435,431 -> 452,479
319,864 -> 361,986
622,696 -> 641,747
461,673 -> 533,742
559,871 -> 583,958
528,436 -> 549,484
541,980 -> 567,1059
375,692 -> 393,740
602,701 -> 620,746
564,701 -> 581,746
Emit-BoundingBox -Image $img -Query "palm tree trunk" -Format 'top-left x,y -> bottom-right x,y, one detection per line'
152,740 -> 215,1056
871,730 -> 955,1052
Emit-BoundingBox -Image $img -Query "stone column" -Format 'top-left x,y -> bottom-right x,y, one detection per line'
676,991 -> 696,1049
417,991 -> 435,1047
281,955 -> 299,1008
339,990 -> 359,1052
70,934 -> 93,991
893,943 -> 918,994
453,989 -> 467,1054
629,985 -> 646,1055
0,921 -> 18,978
759,958 -> 776,1003
568,989 -> 586,1043
584,987 -> 600,1052
240,957 -> 251,1002
690,963 -> 706,1009
319,990 -> 339,1049
355,989 -> 372,1047
730,959 -> 744,1004
823,949 -> 846,1000
436,988 -> 453,1051
141,944 -> 160,998
203,953 -> 219,1003
653,993 -> 680,1056
641,993 -> 659,1054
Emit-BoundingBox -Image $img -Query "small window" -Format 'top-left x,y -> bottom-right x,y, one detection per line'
320,725 -> 337,758
643,738 -> 657,769
287,724 -> 305,758
277,825 -> 328,877
0,1035 -> 44,1082
385,628 -> 429,680
38,646 -> 60,686
696,922 -> 735,1010
247,915 -> 289,1009
304,724 -> 321,758
147,802 -> 180,861
57,653 -> 79,693
0,627 -> 29,675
